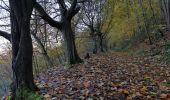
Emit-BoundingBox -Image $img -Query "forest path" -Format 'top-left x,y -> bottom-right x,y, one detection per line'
36,52 -> 170,100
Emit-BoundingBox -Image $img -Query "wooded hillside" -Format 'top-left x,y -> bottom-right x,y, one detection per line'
0,0 -> 170,99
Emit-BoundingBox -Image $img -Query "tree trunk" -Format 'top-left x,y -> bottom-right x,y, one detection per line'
103,39 -> 108,52
34,1 -> 82,64
15,17 -> 35,90
148,0 -> 157,25
62,20 -> 82,64
10,7 -> 20,99
9,0 -> 37,99
138,0 -> 153,45
32,33 -> 53,67
93,36 -> 98,54
167,0 -> 170,31
99,35 -> 104,52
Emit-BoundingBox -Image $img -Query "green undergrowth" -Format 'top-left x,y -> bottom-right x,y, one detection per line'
161,42 -> 170,63
131,42 -> 170,64
16,87 -> 43,100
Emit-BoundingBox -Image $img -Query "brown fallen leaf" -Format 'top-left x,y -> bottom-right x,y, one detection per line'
160,94 -> 167,99
36,52 -> 170,99
83,81 -> 91,88
146,95 -> 152,100
127,96 -> 132,100
44,94 -> 51,100
44,84 -> 49,88
123,89 -> 129,95
140,86 -> 147,95
167,93 -> 170,98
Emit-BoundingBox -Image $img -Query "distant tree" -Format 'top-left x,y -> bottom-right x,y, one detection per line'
35,0 -> 83,64
160,0 -> 170,31
138,0 -> 153,45
81,0 -> 114,53
31,9 -> 54,68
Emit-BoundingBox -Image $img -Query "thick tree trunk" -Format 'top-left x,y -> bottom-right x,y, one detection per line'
62,20 -> 82,64
15,18 -> 35,89
10,8 -> 19,99
9,0 -> 37,99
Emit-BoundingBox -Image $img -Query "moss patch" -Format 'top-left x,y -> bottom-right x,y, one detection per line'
16,87 -> 43,100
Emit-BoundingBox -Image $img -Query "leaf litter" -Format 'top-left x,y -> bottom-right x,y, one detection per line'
35,52 -> 170,100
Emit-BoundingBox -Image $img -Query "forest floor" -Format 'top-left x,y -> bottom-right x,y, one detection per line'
35,52 -> 170,100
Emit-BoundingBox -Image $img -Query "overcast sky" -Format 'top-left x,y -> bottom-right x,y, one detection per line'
0,22 -> 10,53
0,0 -> 10,53
0,37 -> 9,54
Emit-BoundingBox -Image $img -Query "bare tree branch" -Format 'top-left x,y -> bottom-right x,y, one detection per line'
68,6 -> 80,19
0,30 -> 11,42
69,0 -> 77,11
0,5 -> 10,12
34,2 -> 62,30
57,0 -> 67,11
77,0 -> 87,3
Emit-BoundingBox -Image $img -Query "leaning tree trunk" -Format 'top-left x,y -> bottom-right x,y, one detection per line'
62,20 -> 82,64
31,33 -> 53,67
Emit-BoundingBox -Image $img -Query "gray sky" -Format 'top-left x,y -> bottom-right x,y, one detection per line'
0,0 -> 10,53
0,37 -> 9,54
